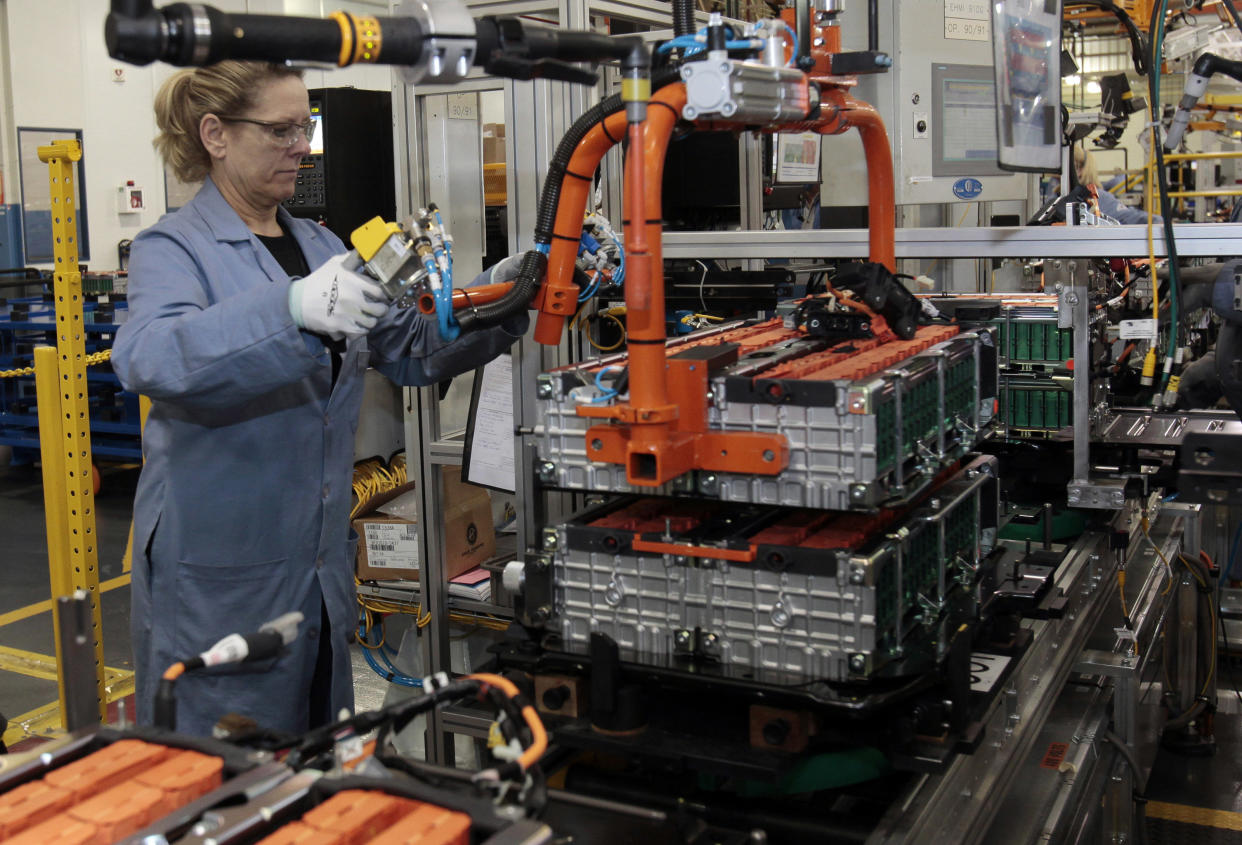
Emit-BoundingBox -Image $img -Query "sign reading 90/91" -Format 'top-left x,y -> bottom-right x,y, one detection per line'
945,0 -> 991,41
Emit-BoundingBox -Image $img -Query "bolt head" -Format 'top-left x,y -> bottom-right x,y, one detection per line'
536,381 -> 554,399
591,438 -> 603,451
850,485 -> 867,501
762,449 -> 775,462
849,654 -> 867,673
849,566 -> 865,585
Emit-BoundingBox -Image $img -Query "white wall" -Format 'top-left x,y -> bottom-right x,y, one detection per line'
0,0 -> 395,270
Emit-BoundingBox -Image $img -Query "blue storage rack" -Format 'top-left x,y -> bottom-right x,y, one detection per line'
0,288 -> 141,464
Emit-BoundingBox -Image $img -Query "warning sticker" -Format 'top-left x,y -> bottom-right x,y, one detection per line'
1040,741 -> 1070,770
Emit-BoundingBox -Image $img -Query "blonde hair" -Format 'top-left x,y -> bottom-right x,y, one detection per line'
153,61 -> 304,183
1072,144 -> 1100,187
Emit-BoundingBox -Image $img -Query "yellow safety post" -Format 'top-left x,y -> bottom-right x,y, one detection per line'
34,138 -> 107,725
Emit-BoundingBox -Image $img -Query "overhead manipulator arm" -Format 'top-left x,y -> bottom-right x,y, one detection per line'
1164,51 -> 1242,150
104,0 -> 638,86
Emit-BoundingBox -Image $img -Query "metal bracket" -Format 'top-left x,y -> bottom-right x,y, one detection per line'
1066,478 -> 1127,510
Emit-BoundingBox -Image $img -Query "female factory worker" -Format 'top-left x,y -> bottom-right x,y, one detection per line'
1073,145 -> 1156,225
112,61 -> 526,737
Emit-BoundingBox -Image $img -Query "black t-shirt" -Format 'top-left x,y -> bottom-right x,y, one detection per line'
257,222 -> 345,384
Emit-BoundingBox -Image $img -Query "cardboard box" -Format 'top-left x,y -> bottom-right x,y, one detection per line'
483,137 -> 505,165
353,469 -> 496,582
482,123 -> 506,165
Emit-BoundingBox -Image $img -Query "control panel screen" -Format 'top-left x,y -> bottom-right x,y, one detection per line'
309,112 -> 324,156
931,64 -> 1006,178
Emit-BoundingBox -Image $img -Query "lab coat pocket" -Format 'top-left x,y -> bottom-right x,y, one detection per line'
173,556 -> 292,674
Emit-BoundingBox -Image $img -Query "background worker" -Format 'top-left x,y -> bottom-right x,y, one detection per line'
1073,144 -> 1158,225
112,61 -> 526,737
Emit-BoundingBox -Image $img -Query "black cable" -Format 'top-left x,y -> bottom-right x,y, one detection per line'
672,0 -> 695,38
455,68 -> 682,332
1064,0 -> 1149,76
1223,0 -> 1242,34
1147,9 -> 1183,367
1217,599 -> 1242,706
286,680 -> 481,768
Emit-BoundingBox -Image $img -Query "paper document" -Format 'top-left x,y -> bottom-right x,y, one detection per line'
465,354 -> 516,492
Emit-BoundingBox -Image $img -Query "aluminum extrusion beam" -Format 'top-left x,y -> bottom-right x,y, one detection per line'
1098,409 -> 1242,446
662,224 -> 1242,260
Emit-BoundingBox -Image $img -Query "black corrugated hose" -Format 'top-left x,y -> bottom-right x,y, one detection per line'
673,0 -> 696,37
455,68 -> 681,333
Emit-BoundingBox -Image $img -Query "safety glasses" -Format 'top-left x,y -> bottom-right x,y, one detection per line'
220,116 -> 316,149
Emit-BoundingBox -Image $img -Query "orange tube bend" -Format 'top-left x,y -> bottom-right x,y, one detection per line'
841,95 -> 896,272
418,282 -> 515,315
625,86 -> 687,424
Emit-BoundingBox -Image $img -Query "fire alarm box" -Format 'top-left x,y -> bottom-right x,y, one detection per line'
117,181 -> 144,214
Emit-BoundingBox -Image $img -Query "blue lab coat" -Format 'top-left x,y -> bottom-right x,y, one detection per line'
112,177 -> 525,736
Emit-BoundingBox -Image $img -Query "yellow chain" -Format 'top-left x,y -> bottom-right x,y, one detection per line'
0,349 -> 112,379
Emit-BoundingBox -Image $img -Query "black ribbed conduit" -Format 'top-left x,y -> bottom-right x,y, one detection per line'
455,68 -> 681,333
673,0 -> 696,37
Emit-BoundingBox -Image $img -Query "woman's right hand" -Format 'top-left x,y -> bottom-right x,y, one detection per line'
289,252 -> 390,340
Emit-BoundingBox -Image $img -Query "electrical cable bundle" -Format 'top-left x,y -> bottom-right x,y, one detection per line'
282,672 -> 547,792
570,304 -> 627,352
1064,1 -> 1149,77
454,67 -> 682,334
351,454 -> 408,519
1147,0 -> 1185,407
1159,547 -> 1218,730
577,212 -> 625,302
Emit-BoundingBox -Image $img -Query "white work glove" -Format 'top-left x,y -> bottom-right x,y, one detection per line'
473,253 -> 525,287
288,252 -> 390,341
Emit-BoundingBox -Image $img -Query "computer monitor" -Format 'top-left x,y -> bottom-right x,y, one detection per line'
991,0 -> 1062,172
932,64 -> 1007,178
309,111 -> 325,156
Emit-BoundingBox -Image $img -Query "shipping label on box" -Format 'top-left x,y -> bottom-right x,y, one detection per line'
363,522 -> 419,570
354,513 -> 421,581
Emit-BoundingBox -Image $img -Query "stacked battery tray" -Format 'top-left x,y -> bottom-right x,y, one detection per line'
547,455 -> 999,682
528,310 -> 1002,683
536,317 -> 997,509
